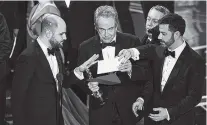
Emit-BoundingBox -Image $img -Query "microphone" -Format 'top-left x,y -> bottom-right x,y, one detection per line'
56,73 -> 64,83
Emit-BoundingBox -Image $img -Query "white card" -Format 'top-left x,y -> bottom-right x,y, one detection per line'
97,57 -> 121,74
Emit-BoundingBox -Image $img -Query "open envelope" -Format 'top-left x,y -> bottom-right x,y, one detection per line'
87,73 -> 121,85
97,57 -> 121,74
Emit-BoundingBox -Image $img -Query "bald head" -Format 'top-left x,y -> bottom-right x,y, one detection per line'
41,14 -> 65,34
39,14 -> 67,49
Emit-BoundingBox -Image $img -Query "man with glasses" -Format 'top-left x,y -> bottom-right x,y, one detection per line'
76,5 -> 153,125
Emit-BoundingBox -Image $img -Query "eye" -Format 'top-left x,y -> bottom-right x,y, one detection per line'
152,19 -> 158,24
147,17 -> 150,21
98,28 -> 105,32
108,27 -> 115,32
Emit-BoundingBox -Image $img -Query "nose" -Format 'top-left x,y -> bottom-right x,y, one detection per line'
62,34 -> 67,40
158,33 -> 162,40
147,19 -> 153,27
103,29 -> 108,37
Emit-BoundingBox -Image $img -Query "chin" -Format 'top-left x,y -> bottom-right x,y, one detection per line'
160,43 -> 166,47
102,40 -> 111,43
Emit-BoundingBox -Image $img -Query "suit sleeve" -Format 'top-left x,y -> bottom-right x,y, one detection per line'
70,43 -> 91,94
63,70 -> 84,88
167,60 -> 205,122
0,13 -> 12,62
136,44 -> 162,60
12,55 -> 35,125
130,38 -> 153,104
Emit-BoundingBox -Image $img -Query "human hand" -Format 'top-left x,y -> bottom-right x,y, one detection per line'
77,54 -> 99,72
148,107 -> 168,122
132,98 -> 144,117
118,49 -> 134,63
88,82 -> 99,92
118,60 -> 132,73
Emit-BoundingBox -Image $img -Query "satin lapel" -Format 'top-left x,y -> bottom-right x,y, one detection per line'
115,32 -> 121,56
161,46 -> 189,96
90,36 -> 103,76
158,57 -> 165,94
35,41 -> 55,81
141,34 -> 148,45
92,35 -> 103,60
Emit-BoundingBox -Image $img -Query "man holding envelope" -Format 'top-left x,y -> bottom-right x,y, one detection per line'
76,5 -> 153,125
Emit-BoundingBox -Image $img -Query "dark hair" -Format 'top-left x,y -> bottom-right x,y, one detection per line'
159,13 -> 186,36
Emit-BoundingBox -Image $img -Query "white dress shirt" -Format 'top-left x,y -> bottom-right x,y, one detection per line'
161,42 -> 186,91
37,38 -> 60,91
65,0 -> 70,8
37,37 -> 59,79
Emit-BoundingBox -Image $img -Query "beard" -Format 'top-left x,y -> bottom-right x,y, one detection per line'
160,34 -> 175,48
50,39 -> 62,49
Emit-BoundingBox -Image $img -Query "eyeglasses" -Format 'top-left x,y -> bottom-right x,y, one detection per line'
97,26 -> 116,34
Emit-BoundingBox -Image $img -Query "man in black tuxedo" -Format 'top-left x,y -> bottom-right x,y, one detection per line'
0,12 -> 12,124
76,5 -> 152,125
141,5 -> 170,45
119,13 -> 205,125
55,1 -> 136,104
12,14 -> 99,125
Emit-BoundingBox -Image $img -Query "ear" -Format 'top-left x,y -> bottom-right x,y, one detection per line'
45,29 -> 53,39
94,23 -> 97,31
174,31 -> 180,40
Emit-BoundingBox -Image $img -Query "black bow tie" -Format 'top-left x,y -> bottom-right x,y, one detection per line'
164,49 -> 175,58
47,48 -> 59,56
101,41 -> 116,48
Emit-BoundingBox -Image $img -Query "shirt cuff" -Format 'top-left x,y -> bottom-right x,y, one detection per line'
74,68 -> 84,80
137,97 -> 144,103
131,48 -> 140,61
166,108 -> 170,121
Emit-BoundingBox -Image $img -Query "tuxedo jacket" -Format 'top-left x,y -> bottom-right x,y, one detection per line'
77,32 -> 153,125
11,41 -> 78,125
137,44 -> 205,125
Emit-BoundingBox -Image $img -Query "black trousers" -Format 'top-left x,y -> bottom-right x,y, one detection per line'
112,102 -> 123,125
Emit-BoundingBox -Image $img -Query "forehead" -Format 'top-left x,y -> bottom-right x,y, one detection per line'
97,16 -> 116,28
159,24 -> 170,32
56,20 -> 66,33
148,8 -> 165,20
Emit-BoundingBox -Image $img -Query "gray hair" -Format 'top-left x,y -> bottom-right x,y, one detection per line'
94,5 -> 118,26
149,5 -> 170,16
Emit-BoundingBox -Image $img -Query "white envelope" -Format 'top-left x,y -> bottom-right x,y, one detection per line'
97,57 -> 121,74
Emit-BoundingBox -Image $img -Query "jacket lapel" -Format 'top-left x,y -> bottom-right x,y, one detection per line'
161,45 -> 189,96
157,57 -> 165,95
35,41 -> 55,81
115,32 -> 122,56
89,36 -> 103,76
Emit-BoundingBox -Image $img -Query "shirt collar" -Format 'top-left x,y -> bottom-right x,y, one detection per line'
169,40 -> 186,59
37,37 -> 50,57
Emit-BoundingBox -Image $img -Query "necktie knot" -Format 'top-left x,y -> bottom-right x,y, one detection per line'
47,48 -> 59,56
164,49 -> 175,58
101,41 -> 116,48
